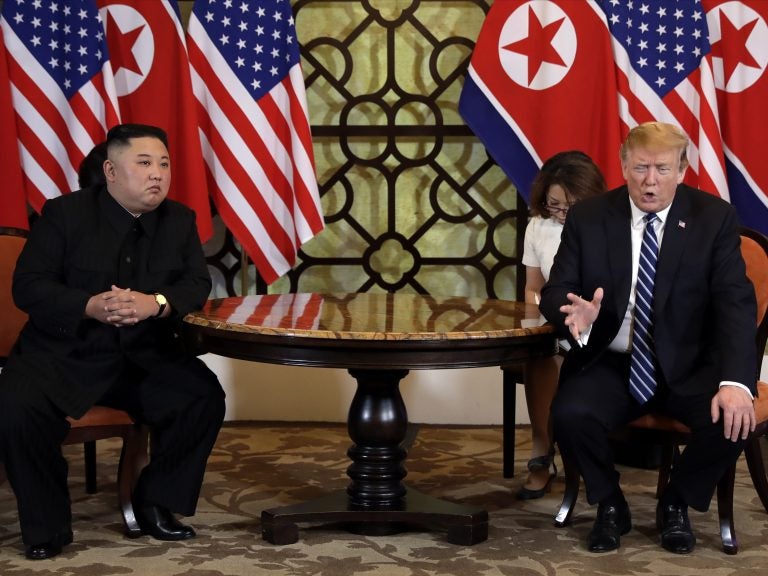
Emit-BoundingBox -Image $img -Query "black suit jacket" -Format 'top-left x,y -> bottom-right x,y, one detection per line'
540,184 -> 757,397
5,186 -> 212,418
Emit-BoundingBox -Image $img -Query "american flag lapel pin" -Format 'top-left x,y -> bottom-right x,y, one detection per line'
678,220 -> 686,229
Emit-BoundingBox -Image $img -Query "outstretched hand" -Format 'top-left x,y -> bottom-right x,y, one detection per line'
559,287 -> 604,341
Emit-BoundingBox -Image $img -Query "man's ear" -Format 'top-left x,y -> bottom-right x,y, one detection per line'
103,159 -> 116,182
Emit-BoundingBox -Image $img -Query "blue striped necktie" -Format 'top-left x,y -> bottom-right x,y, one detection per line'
630,213 -> 659,404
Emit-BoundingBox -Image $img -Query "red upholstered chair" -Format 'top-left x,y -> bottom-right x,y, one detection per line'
554,226 -> 768,555
0,227 -> 148,536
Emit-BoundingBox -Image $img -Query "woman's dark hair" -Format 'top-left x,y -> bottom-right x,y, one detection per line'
528,150 -> 607,217
77,141 -> 108,189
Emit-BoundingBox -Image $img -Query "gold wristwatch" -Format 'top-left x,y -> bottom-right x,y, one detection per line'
153,293 -> 168,318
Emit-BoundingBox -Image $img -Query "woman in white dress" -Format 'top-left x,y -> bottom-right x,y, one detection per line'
517,151 -> 607,499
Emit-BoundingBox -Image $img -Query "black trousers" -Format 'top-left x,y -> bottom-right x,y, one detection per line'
0,357 -> 225,545
551,351 -> 746,512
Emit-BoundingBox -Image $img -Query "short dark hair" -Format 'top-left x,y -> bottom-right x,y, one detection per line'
106,123 -> 168,153
529,150 -> 607,217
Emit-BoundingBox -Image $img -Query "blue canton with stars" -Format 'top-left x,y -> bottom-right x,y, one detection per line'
599,0 -> 711,98
2,0 -> 108,100
193,0 -> 301,101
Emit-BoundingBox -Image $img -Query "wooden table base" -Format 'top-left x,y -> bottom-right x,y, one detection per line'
260,368 -> 489,545
261,488 -> 488,545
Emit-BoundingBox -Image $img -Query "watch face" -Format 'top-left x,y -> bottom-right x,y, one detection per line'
156,294 -> 167,305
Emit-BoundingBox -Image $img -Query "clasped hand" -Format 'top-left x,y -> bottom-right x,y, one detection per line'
86,284 -> 157,327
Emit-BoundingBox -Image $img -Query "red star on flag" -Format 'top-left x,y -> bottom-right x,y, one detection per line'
104,10 -> 144,77
502,6 -> 566,85
710,10 -> 761,85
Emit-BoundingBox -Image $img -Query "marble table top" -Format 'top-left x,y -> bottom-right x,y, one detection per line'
185,292 -> 553,342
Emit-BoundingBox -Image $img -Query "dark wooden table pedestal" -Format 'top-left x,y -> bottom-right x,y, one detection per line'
261,368 -> 488,545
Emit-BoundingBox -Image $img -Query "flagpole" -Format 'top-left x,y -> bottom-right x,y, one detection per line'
240,251 -> 249,297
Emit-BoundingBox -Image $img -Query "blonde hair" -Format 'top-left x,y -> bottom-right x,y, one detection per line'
620,122 -> 689,171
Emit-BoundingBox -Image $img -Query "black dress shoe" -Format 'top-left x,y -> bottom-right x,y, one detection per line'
656,502 -> 696,554
587,501 -> 632,553
25,530 -> 73,560
135,503 -> 196,541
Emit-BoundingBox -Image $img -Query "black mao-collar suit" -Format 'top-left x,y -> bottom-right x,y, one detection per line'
0,186 -> 225,546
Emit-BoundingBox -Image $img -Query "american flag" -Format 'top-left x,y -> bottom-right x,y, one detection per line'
598,0 -> 728,199
187,0 -> 324,285
0,0 -> 119,212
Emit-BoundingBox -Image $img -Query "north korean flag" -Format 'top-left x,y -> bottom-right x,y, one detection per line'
97,0 -> 213,242
705,0 -> 768,235
459,0 -> 624,203
0,28 -> 28,229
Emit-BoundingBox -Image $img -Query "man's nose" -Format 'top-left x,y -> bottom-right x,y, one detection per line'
643,168 -> 659,183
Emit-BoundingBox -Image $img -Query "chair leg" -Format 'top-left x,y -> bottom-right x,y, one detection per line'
84,440 -> 97,494
502,367 -> 518,479
744,437 -> 768,513
117,425 -> 149,538
716,462 -> 738,554
554,448 -> 580,526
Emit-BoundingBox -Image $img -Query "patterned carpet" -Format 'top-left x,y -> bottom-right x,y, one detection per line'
1,423 -> 768,575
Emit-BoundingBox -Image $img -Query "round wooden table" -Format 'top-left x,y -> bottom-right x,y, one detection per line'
184,292 -> 556,545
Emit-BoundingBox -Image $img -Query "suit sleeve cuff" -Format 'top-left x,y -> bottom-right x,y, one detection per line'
719,381 -> 754,400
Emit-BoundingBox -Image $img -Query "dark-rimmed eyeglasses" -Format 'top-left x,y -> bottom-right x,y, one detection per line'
544,201 -> 573,215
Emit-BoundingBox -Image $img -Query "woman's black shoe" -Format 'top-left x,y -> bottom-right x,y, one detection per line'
516,451 -> 557,500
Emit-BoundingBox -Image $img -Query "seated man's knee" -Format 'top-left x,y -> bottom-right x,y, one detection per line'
551,389 -> 597,433
188,363 -> 225,422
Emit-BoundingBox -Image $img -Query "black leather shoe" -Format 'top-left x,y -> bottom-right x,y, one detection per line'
656,502 -> 696,554
135,504 -> 196,541
587,501 -> 632,553
25,530 -> 73,560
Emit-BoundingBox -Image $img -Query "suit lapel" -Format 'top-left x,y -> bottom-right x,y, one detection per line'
606,190 -> 633,317
655,186 -> 690,312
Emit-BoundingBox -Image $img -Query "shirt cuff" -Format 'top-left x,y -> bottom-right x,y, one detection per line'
575,324 -> 593,347
719,381 -> 754,400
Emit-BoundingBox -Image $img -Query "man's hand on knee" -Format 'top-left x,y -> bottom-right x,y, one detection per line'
711,385 -> 756,442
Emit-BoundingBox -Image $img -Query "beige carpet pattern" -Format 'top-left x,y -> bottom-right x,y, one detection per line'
1,423 -> 767,575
